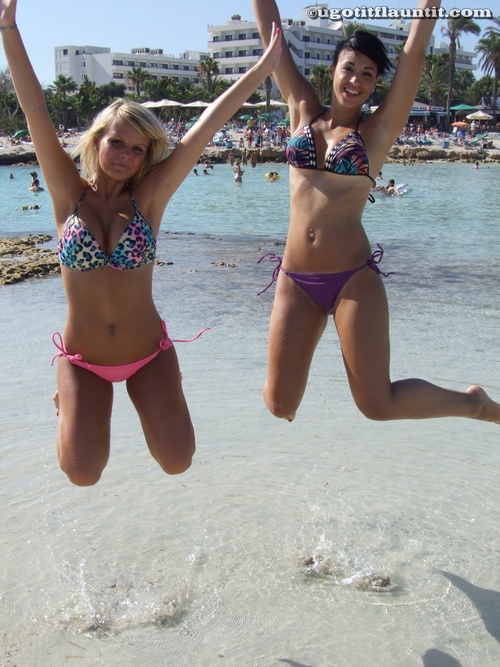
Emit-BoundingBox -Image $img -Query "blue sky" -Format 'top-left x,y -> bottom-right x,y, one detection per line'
1,0 -> 497,86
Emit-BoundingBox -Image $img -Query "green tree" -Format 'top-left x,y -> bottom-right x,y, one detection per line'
462,74 -> 493,105
475,27 -> 500,123
309,63 -> 332,104
441,15 -> 481,130
126,67 -> 151,98
53,74 -> 78,96
197,57 -> 220,97
341,22 -> 366,38
0,68 -> 21,132
418,62 -> 449,106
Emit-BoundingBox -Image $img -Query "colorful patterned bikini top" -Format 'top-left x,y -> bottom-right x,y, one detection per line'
285,109 -> 375,184
58,187 -> 156,271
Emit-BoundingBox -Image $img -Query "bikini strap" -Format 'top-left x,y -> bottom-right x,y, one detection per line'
129,188 -> 139,212
367,244 -> 395,277
73,185 -> 90,214
257,253 -> 283,295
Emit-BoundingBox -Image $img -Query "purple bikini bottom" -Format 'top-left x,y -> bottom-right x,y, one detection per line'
258,244 -> 394,314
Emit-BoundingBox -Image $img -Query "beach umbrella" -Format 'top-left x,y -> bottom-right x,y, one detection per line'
184,121 -> 196,129
239,114 -> 253,121
451,121 -> 469,127
277,118 -> 290,126
259,112 -> 274,121
242,102 -> 256,108
450,104 -> 478,111
14,129 -> 29,139
190,115 -> 200,121
466,110 -> 494,120
182,100 -> 211,108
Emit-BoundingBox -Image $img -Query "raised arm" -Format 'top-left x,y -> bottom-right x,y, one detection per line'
371,0 -> 442,148
251,0 -> 320,124
140,22 -> 282,213
0,0 -> 81,216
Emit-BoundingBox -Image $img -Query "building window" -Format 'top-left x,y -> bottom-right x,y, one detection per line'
213,52 -> 220,58
139,61 -> 146,67
305,52 -> 310,59
252,32 -> 259,38
252,49 -> 263,56
63,49 -> 68,56
239,50 -> 247,57
225,51 -> 233,58
149,62 -> 158,68
225,67 -> 233,74
127,60 -> 135,67
183,65 -> 189,70
113,72 -> 124,79
303,36 -> 310,42
161,63 -> 169,69
193,77 -> 199,83
213,36 -> 219,42
225,35 -> 233,41
172,64 -> 179,70
316,53 -> 320,59
183,77 -> 189,82
238,66 -> 247,73
81,62 -> 86,67
81,74 -> 86,80
238,33 -> 246,40
112,59 -> 123,66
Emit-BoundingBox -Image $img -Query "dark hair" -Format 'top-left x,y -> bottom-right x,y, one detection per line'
333,30 -> 392,78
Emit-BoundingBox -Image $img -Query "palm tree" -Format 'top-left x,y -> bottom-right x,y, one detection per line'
441,15 -> 480,131
197,57 -> 220,97
0,68 -> 20,131
418,62 -> 449,107
126,67 -> 151,98
53,74 -> 77,96
264,75 -> 273,113
309,64 -> 332,104
475,28 -> 500,123
341,21 -> 366,38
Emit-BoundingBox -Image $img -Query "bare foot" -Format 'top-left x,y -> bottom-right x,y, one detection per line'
52,390 -> 59,416
466,385 -> 500,423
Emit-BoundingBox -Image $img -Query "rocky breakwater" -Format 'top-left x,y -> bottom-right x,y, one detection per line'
387,144 -> 492,162
0,234 -> 60,285
202,147 -> 286,163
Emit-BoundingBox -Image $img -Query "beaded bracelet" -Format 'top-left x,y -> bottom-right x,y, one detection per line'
0,25 -> 17,31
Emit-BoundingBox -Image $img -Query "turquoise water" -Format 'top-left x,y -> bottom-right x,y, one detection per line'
1,162 -> 500,666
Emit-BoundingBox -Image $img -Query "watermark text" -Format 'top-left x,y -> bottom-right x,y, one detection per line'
306,6 -> 494,20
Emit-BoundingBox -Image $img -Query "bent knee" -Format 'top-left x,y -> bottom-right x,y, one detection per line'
263,386 -> 300,420
154,442 -> 195,475
60,461 -> 104,486
354,396 -> 394,422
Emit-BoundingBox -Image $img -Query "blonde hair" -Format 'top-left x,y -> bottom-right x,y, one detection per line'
71,98 -> 169,188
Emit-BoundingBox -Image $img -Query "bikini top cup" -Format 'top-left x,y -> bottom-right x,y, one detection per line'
58,187 -> 156,271
285,109 -> 375,185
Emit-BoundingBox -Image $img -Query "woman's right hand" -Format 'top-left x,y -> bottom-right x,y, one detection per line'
0,0 -> 17,28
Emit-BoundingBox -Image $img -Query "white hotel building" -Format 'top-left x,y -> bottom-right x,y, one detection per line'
54,5 -> 475,94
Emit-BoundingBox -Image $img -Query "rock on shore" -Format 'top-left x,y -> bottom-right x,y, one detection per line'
0,235 -> 60,285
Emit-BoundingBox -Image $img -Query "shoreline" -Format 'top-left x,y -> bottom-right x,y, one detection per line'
1,141 -> 500,166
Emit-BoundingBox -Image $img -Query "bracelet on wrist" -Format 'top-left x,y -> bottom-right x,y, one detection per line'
0,24 -> 17,31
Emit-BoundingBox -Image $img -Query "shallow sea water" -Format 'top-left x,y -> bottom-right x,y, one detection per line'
1,162 -> 500,666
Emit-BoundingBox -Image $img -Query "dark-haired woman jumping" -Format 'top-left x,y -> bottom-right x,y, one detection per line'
253,0 -> 500,425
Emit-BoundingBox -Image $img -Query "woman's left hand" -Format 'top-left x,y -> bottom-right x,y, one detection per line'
256,21 -> 282,78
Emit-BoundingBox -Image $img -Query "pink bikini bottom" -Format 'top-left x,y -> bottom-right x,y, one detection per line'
51,320 -> 209,383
